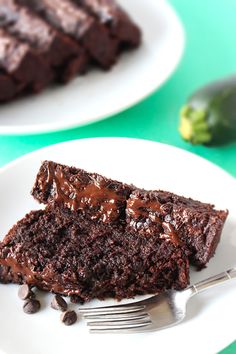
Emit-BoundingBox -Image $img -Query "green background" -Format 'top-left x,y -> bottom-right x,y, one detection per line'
0,0 -> 235,352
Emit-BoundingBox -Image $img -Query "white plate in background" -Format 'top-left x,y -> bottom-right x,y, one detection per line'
0,0 -> 185,135
0,138 -> 235,354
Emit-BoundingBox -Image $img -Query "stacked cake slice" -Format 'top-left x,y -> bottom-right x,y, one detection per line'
0,0 -> 141,102
0,161 -> 228,303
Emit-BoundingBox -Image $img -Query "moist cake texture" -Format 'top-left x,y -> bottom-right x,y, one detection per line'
0,206 -> 189,301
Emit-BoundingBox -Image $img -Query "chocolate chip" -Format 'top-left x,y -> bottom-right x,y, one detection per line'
23,299 -> 41,314
18,284 -> 34,300
60,310 -> 77,326
51,295 -> 68,312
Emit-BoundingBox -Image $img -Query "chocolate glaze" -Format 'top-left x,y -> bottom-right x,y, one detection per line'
126,195 -> 182,245
127,196 -> 161,219
0,258 -> 36,284
39,161 -> 127,223
161,222 -> 183,246
0,258 -> 83,296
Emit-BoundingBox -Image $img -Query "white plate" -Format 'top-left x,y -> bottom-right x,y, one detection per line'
0,0 -> 185,135
0,138 -> 235,354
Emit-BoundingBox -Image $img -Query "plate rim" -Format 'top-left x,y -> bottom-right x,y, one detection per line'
0,137 -> 235,184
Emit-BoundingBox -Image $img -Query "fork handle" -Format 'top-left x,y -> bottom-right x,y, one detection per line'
190,267 -> 236,295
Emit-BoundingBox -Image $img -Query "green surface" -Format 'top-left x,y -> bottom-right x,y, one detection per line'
220,341 -> 236,354
0,0 -> 235,352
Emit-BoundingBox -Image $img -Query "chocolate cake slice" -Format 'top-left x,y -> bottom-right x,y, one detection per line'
0,206 -> 189,301
0,0 -> 88,84
18,0 -> 119,69
32,161 -> 228,268
75,0 -> 141,47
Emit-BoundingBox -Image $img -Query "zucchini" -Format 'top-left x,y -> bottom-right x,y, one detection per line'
179,76 -> 236,145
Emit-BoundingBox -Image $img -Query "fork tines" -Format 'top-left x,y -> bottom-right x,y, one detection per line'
79,304 -> 153,333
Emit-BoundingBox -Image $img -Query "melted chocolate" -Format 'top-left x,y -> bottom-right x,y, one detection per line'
127,195 -> 182,245
40,161 -> 126,223
0,258 -> 83,296
160,222 -> 182,246
36,162 -> 183,245
127,196 -> 161,219
0,258 -> 36,284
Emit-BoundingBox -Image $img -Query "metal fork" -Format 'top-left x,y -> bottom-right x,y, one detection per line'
79,268 -> 236,333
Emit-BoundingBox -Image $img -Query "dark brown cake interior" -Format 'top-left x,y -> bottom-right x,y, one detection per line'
0,206 -> 189,301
